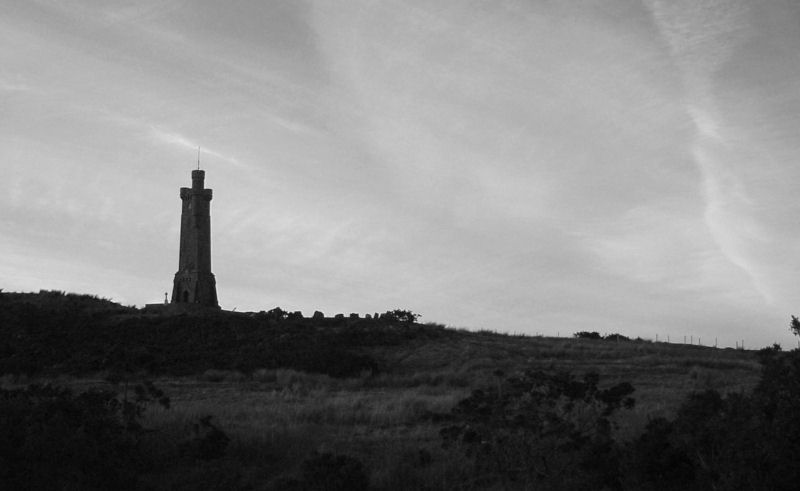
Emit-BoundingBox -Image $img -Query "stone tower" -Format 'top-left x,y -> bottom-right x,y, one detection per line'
171,169 -> 219,308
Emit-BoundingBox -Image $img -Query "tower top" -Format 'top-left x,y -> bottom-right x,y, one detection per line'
191,169 -> 205,189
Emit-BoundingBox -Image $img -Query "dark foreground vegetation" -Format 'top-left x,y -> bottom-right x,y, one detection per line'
0,290 -> 438,377
1,290 -> 797,489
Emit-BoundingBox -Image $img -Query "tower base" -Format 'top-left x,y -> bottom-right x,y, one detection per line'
171,270 -> 219,308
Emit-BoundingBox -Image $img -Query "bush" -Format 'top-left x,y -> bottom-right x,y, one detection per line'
790,315 -> 800,337
265,307 -> 289,321
0,385 -> 142,490
301,452 -> 369,491
630,346 -> 800,490
381,309 -> 419,324
440,369 -> 635,489
574,331 -> 602,340
0,292 -> 390,378
180,416 -> 230,461
271,452 -> 369,491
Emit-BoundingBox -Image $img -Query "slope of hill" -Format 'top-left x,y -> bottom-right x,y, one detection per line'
1,290 -> 787,490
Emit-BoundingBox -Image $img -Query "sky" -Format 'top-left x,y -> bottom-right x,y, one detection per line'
3,0 -> 800,349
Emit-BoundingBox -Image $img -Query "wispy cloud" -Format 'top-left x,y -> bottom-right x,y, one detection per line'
79,109 -> 252,170
267,114 -> 322,135
0,80 -> 31,92
148,126 -> 246,168
645,0 -> 772,303
690,119 -> 771,303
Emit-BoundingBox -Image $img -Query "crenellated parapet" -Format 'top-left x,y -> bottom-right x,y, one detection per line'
180,188 -> 213,200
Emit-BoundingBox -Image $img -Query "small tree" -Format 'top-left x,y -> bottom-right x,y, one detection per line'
382,309 -> 419,324
790,315 -> 800,337
266,307 -> 289,321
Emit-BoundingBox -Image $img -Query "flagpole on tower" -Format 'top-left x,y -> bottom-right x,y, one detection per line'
197,146 -> 200,170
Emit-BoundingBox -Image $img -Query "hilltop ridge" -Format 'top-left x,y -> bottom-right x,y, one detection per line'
0,289 -> 760,406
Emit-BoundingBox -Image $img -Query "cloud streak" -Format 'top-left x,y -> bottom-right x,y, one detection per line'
148,126 -> 245,169
645,0 -> 772,303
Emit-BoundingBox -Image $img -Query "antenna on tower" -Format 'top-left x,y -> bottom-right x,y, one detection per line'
197,146 -> 200,170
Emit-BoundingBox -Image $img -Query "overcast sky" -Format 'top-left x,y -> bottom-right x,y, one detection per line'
3,0 -> 800,348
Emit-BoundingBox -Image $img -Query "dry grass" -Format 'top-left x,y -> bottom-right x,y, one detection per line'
144,375 -> 466,430
1,330 -> 764,489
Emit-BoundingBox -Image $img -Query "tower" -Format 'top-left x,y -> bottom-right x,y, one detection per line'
171,169 -> 219,308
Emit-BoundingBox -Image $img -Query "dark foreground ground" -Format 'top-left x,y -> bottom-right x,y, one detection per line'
2,290 -> 798,490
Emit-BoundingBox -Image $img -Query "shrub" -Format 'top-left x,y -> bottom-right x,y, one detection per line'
790,315 -> 800,337
301,452 -> 369,490
382,309 -> 419,324
270,451 -> 369,491
631,347 -> 800,490
756,343 -> 782,365
574,331 -> 602,340
0,292 -> 388,378
630,417 -> 695,486
440,369 -> 634,489
0,385 -> 142,490
180,416 -> 230,461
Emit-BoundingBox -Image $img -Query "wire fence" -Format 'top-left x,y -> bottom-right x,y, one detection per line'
504,330 -> 800,351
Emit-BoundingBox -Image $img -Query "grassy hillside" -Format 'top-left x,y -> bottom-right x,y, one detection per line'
0,290 -> 779,489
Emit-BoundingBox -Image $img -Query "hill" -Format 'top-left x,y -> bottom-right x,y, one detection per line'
1,290 -> 794,490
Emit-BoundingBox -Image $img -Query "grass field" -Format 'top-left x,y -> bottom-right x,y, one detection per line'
2,329 -> 763,489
